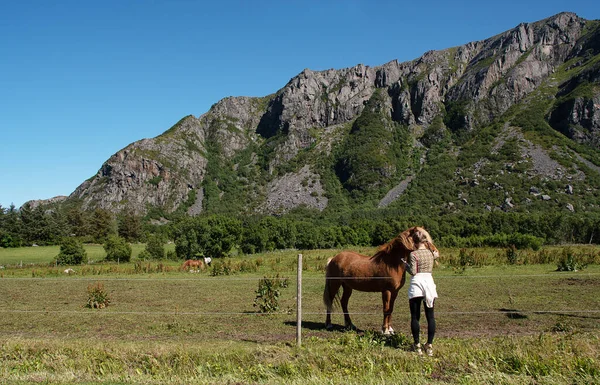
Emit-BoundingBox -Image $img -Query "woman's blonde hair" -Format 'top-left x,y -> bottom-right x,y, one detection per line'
411,228 -> 429,244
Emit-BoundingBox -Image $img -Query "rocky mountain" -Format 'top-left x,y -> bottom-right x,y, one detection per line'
63,12 -> 600,218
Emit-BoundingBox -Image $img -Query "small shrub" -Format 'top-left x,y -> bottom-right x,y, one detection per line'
459,248 -> 476,267
383,331 -> 411,349
85,282 -> 110,309
211,260 -> 233,276
56,238 -> 87,265
556,248 -> 586,272
506,245 -> 518,265
103,235 -> 132,262
254,275 -> 289,313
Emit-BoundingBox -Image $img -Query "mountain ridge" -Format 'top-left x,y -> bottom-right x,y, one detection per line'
31,12 -> 600,220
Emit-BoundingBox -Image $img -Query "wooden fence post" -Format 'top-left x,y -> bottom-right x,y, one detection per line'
297,253 -> 302,347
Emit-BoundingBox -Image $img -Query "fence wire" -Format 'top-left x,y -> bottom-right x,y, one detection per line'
0,309 -> 599,316
1,271 -> 599,317
1,271 -> 599,281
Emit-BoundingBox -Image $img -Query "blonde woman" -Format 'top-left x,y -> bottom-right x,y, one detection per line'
402,228 -> 439,356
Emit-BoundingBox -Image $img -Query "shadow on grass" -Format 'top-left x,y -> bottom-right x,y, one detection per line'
498,308 -> 600,320
532,311 -> 600,320
284,320 -> 364,332
499,308 -> 528,319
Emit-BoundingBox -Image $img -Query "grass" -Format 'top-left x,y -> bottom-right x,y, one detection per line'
0,246 -> 599,384
1,333 -> 598,384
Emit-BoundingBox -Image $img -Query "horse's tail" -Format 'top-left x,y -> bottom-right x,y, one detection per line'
323,258 -> 340,311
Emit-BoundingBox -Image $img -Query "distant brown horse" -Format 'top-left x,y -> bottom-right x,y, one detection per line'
181,259 -> 205,271
323,226 -> 437,334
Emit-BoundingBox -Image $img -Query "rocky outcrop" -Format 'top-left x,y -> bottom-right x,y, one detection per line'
549,61 -> 600,147
259,165 -> 327,214
24,196 -> 68,210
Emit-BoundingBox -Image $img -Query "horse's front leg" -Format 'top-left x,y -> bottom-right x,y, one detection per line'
381,290 -> 398,335
340,285 -> 355,330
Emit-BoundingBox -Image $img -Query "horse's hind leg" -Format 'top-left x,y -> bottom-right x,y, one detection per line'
324,279 -> 341,330
340,285 -> 355,330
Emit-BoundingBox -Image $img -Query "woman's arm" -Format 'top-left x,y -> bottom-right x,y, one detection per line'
404,252 -> 417,275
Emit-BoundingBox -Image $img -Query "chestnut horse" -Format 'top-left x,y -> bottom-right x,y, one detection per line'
181,259 -> 205,271
323,226 -> 437,335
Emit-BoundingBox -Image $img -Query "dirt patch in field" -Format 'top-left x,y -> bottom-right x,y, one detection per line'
562,277 -> 600,286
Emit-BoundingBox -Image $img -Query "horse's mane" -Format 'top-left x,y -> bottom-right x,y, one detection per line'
372,226 -> 435,260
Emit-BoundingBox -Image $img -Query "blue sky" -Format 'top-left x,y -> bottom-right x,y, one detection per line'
1,0 -> 599,209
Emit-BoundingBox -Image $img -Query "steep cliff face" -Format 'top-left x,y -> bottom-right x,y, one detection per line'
71,96 -> 268,214
548,20 -> 600,147
71,116 -> 208,213
63,12 -> 600,217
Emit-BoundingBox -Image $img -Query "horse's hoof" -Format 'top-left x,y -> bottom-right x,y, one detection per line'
382,327 -> 395,336
345,324 -> 357,331
325,324 -> 334,331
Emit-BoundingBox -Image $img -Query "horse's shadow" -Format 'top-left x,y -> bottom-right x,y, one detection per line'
284,320 -> 363,333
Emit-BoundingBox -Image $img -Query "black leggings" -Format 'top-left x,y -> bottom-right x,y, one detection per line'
409,297 -> 435,345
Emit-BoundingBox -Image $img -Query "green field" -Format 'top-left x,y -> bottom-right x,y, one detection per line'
0,246 -> 599,384
0,243 -> 172,266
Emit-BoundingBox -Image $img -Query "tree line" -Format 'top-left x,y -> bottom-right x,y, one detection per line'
2,203 -> 600,258
0,204 -> 145,248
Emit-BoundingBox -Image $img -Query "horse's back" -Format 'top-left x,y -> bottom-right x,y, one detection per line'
326,251 -> 373,277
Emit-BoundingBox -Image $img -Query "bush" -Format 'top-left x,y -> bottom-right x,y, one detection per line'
506,245 -> 518,265
253,275 -> 289,313
103,235 -> 132,262
556,248 -> 586,272
85,282 -> 110,309
0,233 -> 22,248
144,235 -> 165,260
459,248 -> 476,267
56,238 -> 87,265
